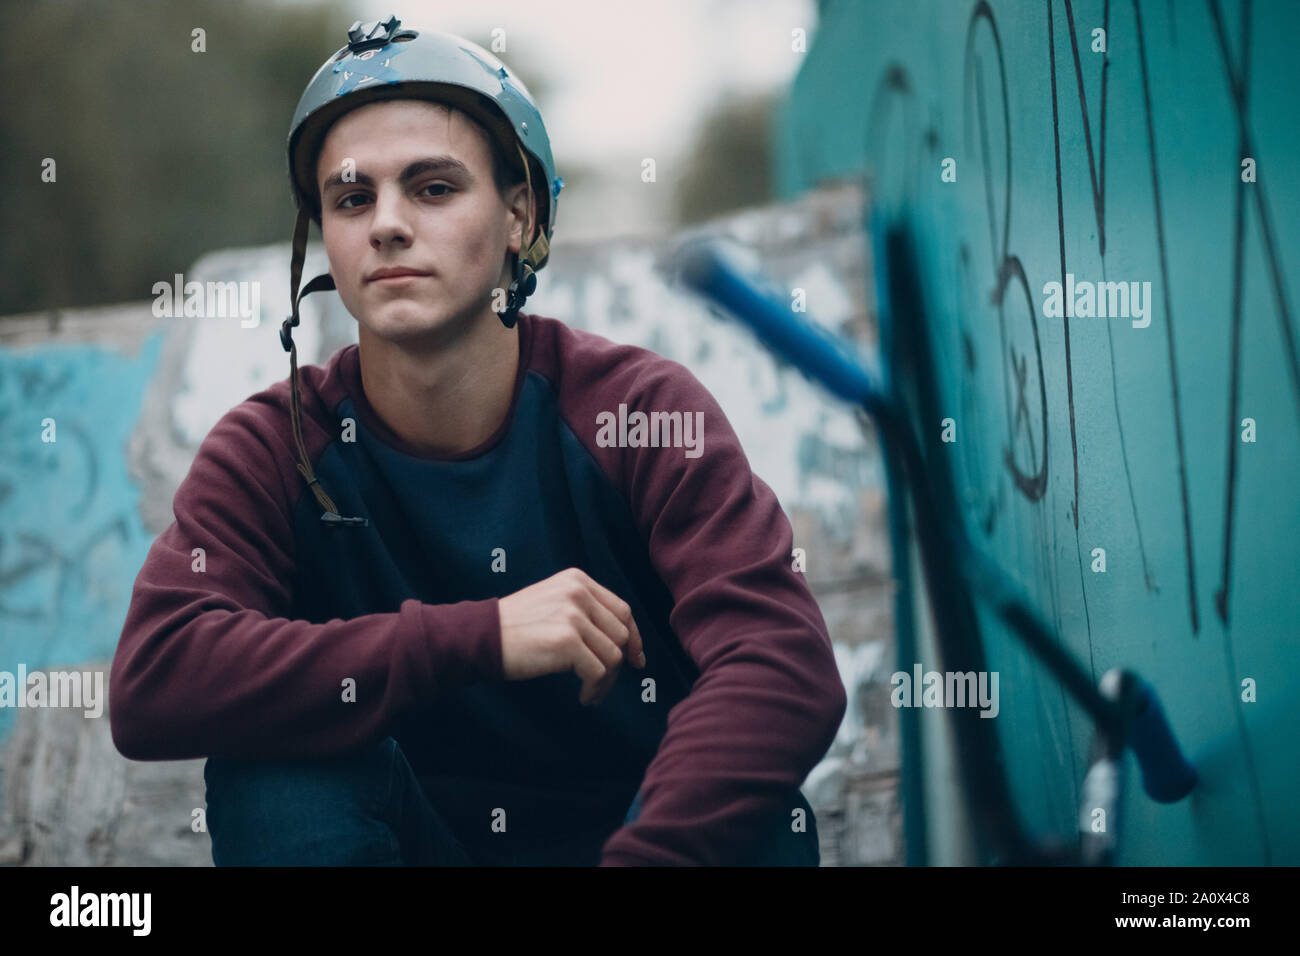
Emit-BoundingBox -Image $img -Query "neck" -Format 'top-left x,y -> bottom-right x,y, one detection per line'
356,309 -> 521,457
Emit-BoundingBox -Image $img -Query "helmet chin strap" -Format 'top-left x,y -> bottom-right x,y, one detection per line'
281,206 -> 367,529
279,134 -> 546,521
500,138 -> 547,329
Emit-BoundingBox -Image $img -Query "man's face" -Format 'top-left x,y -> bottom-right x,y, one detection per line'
315,99 -> 531,347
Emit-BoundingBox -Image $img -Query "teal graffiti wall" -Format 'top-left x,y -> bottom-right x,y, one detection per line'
778,0 -> 1299,863
0,334 -> 164,745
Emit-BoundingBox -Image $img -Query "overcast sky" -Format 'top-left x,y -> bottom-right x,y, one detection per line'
291,0 -> 818,167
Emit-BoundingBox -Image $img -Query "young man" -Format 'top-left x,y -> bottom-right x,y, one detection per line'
109,17 -> 846,866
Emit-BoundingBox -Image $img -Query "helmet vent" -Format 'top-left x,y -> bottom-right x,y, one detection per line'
346,14 -> 418,55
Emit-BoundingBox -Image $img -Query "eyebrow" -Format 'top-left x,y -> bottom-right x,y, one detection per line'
321,156 -> 474,195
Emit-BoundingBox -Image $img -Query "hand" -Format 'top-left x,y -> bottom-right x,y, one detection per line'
497,567 -> 647,707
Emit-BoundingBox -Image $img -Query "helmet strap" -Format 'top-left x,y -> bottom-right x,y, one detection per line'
280,207 -> 368,529
500,139 -> 548,328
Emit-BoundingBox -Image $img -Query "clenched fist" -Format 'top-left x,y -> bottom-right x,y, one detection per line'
497,567 -> 646,707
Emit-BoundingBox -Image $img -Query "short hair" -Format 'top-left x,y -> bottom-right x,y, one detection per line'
309,99 -> 527,226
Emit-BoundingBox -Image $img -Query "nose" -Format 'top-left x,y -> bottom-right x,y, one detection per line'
369,184 -> 414,250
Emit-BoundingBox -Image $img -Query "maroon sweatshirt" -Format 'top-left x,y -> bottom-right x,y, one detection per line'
109,310 -> 846,864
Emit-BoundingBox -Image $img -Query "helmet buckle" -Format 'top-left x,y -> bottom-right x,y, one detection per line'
500,256 -> 537,329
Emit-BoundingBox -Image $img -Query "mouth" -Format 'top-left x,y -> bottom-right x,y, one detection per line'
367,268 -> 433,284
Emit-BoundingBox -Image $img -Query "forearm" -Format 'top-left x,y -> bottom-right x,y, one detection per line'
110,594 -> 501,761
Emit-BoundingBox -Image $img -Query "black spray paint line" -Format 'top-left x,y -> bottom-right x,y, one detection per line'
964,8 -> 1050,501
1063,1 -> 1108,256
1050,1 -> 1169,674
1069,0 -> 1156,594
972,57 -> 1016,462
1132,0 -> 1201,634
963,15 -> 1018,482
1217,15 -> 1248,634
1207,0 -> 1300,628
1051,0 -> 1166,608
1207,0 -> 1273,867
1103,257 -> 1158,595
1046,1 -> 1083,542
996,257 -> 1049,501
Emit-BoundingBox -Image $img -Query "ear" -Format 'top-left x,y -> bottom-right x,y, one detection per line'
505,181 -> 536,254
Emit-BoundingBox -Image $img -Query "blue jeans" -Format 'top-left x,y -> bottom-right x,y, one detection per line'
203,736 -> 819,866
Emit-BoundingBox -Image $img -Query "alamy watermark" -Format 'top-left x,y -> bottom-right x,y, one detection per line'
0,666 -> 104,718
595,403 -> 704,459
151,272 -> 261,327
890,664 -> 1000,718
50,886 -> 151,935
1042,273 -> 1152,328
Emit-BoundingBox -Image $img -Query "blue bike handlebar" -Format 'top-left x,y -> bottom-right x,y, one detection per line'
676,238 -> 878,408
676,235 -> 1197,807
1128,675 -> 1199,802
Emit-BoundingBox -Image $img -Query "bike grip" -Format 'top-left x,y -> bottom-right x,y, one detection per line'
675,238 -> 876,406
1129,676 -> 1198,803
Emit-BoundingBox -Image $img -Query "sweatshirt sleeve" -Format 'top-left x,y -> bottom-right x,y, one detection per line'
109,397 -> 503,762
596,359 -> 847,865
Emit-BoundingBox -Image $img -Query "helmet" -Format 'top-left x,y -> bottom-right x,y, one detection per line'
278,15 -> 563,528
287,15 -> 562,268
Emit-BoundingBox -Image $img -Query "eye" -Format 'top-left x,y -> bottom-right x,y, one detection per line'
336,192 -> 370,210
422,182 -> 453,197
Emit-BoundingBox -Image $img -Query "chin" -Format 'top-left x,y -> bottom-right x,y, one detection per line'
363,300 -> 470,344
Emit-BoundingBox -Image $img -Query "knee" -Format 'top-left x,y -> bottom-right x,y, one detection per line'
203,737 -> 401,866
